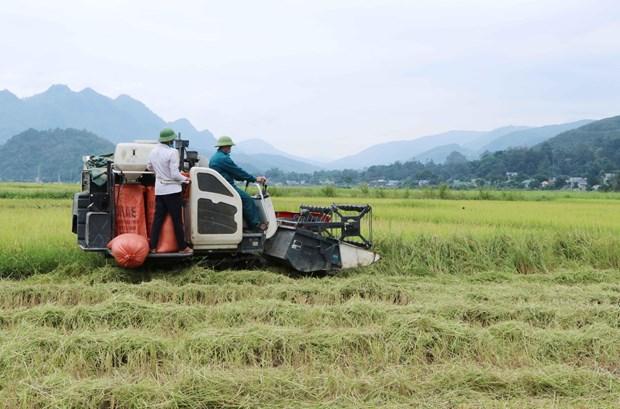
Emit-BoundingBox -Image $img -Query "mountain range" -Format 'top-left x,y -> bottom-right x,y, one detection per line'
234,139 -> 323,173
298,114 -> 620,187
326,121 -> 594,169
481,120 -> 593,152
0,85 -> 596,175
0,85 -> 216,151
0,85 -> 324,173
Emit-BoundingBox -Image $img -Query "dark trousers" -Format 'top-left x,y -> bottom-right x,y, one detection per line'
150,192 -> 187,250
234,186 -> 262,228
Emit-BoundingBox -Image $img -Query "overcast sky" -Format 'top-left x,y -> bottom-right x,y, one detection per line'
1,0 -> 619,158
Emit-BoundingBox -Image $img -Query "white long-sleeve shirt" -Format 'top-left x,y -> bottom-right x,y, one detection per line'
147,143 -> 188,195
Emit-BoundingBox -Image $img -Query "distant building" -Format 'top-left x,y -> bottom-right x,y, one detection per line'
450,179 -> 476,188
567,177 -> 588,190
370,179 -> 400,188
418,180 -> 430,187
540,178 -> 557,189
369,179 -> 386,187
603,173 -> 617,185
521,179 -> 535,188
506,172 -> 518,179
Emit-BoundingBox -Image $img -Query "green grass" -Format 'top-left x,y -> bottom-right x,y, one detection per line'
2,182 -> 620,407
0,198 -> 103,277
0,182 -> 80,199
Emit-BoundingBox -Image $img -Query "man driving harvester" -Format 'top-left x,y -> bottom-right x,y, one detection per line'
147,128 -> 193,254
209,136 -> 269,231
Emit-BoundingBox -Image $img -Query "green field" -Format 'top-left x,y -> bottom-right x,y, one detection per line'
2,183 -> 620,407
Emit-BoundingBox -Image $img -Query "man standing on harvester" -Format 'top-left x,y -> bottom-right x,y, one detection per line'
209,136 -> 269,231
147,128 -> 193,254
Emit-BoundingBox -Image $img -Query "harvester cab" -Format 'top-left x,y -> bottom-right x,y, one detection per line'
72,136 -> 379,272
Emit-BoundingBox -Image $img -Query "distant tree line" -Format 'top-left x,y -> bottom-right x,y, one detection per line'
265,136 -> 620,190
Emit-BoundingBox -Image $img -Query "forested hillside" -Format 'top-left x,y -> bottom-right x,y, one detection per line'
0,129 -> 114,182
268,115 -> 620,188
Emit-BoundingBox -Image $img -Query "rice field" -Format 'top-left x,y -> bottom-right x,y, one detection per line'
1,183 -> 620,407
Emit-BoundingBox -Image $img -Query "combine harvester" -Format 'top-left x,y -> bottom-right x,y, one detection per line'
72,136 -> 379,272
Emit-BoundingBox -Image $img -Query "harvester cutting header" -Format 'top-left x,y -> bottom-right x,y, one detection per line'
72,131 -> 379,273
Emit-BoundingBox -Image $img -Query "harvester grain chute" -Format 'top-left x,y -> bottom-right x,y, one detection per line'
72,136 -> 379,272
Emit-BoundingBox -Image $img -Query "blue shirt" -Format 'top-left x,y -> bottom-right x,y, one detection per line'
209,149 -> 256,186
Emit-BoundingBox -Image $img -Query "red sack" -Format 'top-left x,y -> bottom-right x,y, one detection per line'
115,184 -> 147,237
144,186 -> 156,237
107,233 -> 149,268
156,215 -> 179,253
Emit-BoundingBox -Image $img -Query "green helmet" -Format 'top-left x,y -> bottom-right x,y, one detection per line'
215,135 -> 235,147
159,128 -> 176,143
